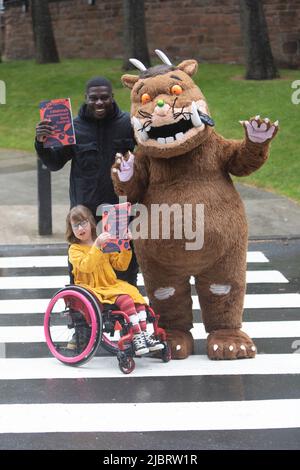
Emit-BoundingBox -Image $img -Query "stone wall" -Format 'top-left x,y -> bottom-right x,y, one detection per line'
2,0 -> 300,68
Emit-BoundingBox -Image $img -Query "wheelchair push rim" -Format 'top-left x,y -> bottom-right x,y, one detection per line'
44,287 -> 102,365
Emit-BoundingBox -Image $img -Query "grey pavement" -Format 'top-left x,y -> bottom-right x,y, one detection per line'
0,147 -> 300,245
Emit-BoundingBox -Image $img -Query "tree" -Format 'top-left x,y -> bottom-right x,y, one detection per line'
31,0 -> 59,64
0,2 -> 4,63
239,0 -> 279,80
122,0 -> 151,70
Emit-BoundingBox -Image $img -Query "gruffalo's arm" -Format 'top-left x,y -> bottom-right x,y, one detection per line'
111,150 -> 150,203
221,116 -> 279,176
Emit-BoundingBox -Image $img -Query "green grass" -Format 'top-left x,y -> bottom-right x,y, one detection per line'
0,59 -> 299,201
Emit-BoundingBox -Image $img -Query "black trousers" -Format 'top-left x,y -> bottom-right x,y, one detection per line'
114,240 -> 139,287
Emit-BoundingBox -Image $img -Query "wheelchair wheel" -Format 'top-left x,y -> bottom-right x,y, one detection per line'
117,351 -> 135,374
44,286 -> 102,366
119,357 -> 135,374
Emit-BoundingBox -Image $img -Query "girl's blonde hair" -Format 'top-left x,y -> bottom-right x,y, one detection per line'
66,205 -> 97,244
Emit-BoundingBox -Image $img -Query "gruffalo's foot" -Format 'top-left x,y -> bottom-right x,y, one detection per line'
166,329 -> 194,359
207,329 -> 256,360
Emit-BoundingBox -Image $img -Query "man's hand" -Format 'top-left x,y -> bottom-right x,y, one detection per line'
239,116 -> 279,144
112,151 -> 135,182
36,119 -> 54,143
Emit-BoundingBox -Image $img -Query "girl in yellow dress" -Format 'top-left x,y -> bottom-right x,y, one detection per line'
66,205 -> 163,355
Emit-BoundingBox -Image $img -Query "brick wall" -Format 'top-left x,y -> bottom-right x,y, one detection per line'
2,0 -> 300,68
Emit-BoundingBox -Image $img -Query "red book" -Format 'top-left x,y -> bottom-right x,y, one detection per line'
39,98 -> 76,148
101,202 -> 131,253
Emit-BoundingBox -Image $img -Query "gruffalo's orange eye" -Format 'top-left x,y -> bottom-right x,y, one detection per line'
171,85 -> 183,95
141,93 -> 151,105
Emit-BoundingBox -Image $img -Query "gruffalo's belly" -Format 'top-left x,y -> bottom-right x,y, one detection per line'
133,179 -> 248,270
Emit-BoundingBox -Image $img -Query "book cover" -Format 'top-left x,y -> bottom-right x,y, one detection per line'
39,98 -> 76,148
101,202 -> 131,253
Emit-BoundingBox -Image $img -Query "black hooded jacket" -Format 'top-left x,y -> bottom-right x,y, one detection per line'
35,102 -> 135,216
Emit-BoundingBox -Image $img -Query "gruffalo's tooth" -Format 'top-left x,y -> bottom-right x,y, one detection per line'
191,101 -> 204,128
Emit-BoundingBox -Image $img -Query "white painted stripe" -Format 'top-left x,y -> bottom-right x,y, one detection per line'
0,355 -> 299,380
242,294 -> 300,309
247,252 -> 269,263
0,269 -> 287,290
191,321 -> 300,339
1,293 -> 300,314
0,276 -> 69,290
0,251 -> 268,269
245,270 -> 288,283
1,321 -> 300,343
192,294 -> 300,310
0,399 -> 299,433
0,324 -> 152,343
137,270 -> 288,286
0,256 -> 67,268
0,326 -> 71,343
0,298 -> 67,314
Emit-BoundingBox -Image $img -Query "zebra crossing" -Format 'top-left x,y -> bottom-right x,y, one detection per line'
0,242 -> 300,450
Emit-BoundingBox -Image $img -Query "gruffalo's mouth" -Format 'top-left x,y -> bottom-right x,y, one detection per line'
132,101 -> 214,145
147,117 -> 194,143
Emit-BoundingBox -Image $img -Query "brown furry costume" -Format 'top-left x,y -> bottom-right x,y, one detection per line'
111,51 -> 278,360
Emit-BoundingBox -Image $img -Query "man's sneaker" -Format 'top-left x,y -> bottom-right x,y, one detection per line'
132,332 -> 149,356
143,331 -> 164,352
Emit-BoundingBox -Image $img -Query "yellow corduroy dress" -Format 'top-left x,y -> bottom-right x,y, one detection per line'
69,244 -> 146,305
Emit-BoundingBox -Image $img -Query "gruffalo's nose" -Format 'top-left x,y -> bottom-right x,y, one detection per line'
154,99 -> 170,116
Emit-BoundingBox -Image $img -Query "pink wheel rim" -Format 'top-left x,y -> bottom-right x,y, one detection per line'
44,289 -> 98,364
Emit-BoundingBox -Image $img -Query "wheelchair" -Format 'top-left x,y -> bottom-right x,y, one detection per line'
44,284 -> 171,374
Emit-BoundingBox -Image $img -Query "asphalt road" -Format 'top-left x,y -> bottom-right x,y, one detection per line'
0,238 -> 299,450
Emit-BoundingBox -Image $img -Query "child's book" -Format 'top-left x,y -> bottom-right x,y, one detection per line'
39,98 -> 76,148
101,202 -> 131,253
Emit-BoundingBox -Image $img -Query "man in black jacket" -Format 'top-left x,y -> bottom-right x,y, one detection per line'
35,77 -> 138,285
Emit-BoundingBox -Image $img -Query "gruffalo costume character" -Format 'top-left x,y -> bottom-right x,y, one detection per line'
112,50 -> 278,360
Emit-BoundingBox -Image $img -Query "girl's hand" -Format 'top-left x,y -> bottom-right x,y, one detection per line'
95,232 -> 111,248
